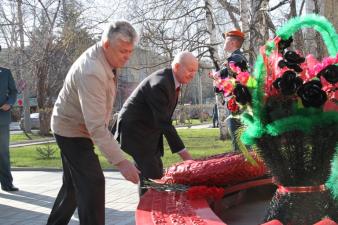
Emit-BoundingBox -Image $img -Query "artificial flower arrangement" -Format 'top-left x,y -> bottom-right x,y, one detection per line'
211,59 -> 256,115
231,14 -> 338,224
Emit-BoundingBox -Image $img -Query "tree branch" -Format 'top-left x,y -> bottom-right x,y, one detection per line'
216,0 -> 240,15
269,0 -> 289,12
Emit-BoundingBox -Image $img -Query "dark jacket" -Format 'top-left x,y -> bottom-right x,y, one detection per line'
0,67 -> 17,126
219,49 -> 248,79
114,68 -> 184,178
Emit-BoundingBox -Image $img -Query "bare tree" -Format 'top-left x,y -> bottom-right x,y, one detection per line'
205,0 -> 228,140
30,0 -> 62,135
323,0 -> 338,30
30,0 -> 96,135
17,0 -> 32,132
216,0 -> 240,29
289,0 -> 305,54
249,0 -> 269,65
240,0 -> 250,58
126,0 -> 222,108
305,0 -> 326,59
0,0 -> 97,135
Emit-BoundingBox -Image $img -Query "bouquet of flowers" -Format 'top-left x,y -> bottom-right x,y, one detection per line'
212,60 -> 256,115
237,14 -> 338,224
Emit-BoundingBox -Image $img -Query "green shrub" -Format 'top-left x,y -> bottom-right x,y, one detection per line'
36,143 -> 57,159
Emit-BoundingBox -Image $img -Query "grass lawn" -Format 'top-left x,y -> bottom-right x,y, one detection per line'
10,128 -> 230,169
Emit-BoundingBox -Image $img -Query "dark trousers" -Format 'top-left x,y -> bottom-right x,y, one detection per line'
0,124 -> 13,188
227,118 -> 241,152
47,134 -> 105,225
212,116 -> 219,128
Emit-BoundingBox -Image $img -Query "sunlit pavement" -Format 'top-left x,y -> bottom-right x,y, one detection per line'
0,171 -> 138,225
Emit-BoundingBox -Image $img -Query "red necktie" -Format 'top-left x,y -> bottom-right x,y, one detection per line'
175,86 -> 180,100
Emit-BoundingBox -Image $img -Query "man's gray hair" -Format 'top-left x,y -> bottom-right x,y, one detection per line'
101,20 -> 138,45
171,51 -> 196,67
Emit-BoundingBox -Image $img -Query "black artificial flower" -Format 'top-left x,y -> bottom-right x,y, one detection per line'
278,37 -> 293,52
317,64 -> 338,84
233,83 -> 251,105
277,60 -> 303,73
288,62 -> 303,73
297,80 -> 327,108
278,60 -> 287,68
277,51 -> 305,73
273,71 -> 303,95
214,86 -> 223,94
284,51 -> 305,64
219,68 -> 229,79
234,60 -> 248,71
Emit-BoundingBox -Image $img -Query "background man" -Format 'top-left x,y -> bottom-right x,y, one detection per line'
114,51 -> 198,196
212,103 -> 219,128
0,46 -> 18,192
47,21 -> 140,225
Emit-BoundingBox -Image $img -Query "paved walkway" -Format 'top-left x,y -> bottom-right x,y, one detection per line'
0,171 -> 138,225
3,123 -> 214,225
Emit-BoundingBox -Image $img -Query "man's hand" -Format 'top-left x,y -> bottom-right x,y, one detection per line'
208,71 -> 220,80
0,104 -> 11,111
178,149 -> 193,160
115,159 -> 140,184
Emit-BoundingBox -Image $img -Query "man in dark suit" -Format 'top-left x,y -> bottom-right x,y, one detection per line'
114,51 -> 198,195
0,52 -> 18,191
212,103 -> 219,128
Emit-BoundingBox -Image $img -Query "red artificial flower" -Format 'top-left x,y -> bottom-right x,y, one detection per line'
227,97 -> 239,113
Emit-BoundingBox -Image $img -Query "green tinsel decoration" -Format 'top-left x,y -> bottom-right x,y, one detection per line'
241,14 -> 338,145
240,14 -> 338,224
327,149 -> 338,200
266,112 -> 338,136
276,14 -> 338,57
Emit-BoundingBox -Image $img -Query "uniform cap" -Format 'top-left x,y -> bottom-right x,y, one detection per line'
222,30 -> 245,39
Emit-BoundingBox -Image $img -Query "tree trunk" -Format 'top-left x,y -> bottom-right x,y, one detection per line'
205,0 -> 228,140
216,94 -> 228,140
240,0 -> 250,61
34,0 -> 61,136
36,51 -> 51,136
289,0 -> 305,55
249,0 -> 269,66
323,0 -> 338,30
16,0 -> 31,132
305,0 -> 326,59
39,108 -> 52,135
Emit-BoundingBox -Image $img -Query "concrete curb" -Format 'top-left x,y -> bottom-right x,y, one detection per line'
10,139 -> 56,148
174,122 -> 212,128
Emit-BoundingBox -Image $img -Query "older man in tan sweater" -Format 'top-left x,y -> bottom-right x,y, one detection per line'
47,20 -> 140,225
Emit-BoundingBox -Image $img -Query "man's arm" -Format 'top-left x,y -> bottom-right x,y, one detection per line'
0,69 -> 18,112
145,83 -> 185,153
77,73 -> 139,184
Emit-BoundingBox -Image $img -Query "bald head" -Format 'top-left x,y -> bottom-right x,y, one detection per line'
172,51 -> 198,84
172,51 -> 198,67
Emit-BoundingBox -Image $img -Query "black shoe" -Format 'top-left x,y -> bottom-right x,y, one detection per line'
1,185 -> 19,192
